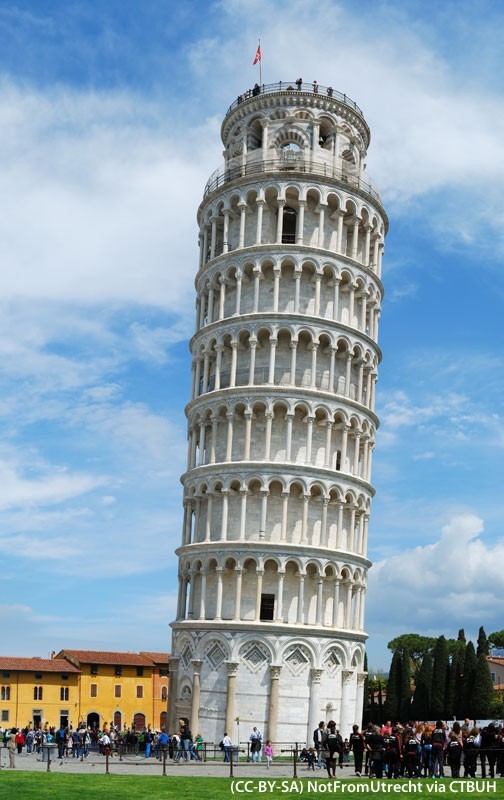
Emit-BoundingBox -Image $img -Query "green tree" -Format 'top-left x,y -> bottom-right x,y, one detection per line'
457,629 -> 466,644
399,647 -> 412,721
430,635 -> 449,720
489,630 -> 504,651
384,650 -> 401,722
387,634 -> 436,674
411,651 -> 432,720
477,626 -> 489,657
470,653 -> 494,718
462,641 -> 477,717
446,650 -> 460,720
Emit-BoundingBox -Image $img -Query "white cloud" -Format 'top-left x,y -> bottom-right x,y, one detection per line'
367,513 -> 504,638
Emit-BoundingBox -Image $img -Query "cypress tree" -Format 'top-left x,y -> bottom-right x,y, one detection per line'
363,652 -> 369,725
462,641 -> 477,717
384,650 -> 401,723
411,652 -> 433,721
431,635 -> 449,720
399,647 -> 412,722
445,650 -> 459,720
476,626 -> 489,657
471,653 -> 494,718
457,629 -> 466,643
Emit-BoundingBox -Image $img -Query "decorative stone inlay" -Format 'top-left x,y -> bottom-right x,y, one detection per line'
240,641 -> 269,673
284,644 -> 311,675
324,649 -> 341,675
205,641 -> 227,670
180,644 -> 193,670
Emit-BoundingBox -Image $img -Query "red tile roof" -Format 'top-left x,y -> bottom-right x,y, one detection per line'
57,649 -> 153,667
140,652 -> 170,664
488,656 -> 504,665
0,656 -> 79,673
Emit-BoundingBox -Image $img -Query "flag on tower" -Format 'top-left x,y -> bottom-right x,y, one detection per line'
253,44 -> 261,65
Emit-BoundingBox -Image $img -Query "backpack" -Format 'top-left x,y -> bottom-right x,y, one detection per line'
219,740 -> 224,750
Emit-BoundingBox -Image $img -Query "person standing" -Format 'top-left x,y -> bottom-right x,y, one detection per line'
313,721 -> 325,769
7,728 -> 17,768
222,732 -> 232,763
249,726 -> 262,763
349,724 -> 365,777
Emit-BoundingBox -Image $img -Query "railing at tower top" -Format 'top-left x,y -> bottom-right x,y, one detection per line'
203,157 -> 382,204
225,81 -> 364,118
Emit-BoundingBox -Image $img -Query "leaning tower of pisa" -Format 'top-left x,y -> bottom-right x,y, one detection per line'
168,81 -> 387,744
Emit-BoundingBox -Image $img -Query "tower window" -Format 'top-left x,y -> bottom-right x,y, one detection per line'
281,206 -> 297,244
260,593 -> 275,621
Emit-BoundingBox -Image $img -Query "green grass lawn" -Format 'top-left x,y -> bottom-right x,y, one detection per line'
1,774 -> 504,800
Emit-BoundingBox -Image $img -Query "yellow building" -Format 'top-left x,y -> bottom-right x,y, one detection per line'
0,656 -> 80,730
0,650 -> 170,731
140,652 -> 170,731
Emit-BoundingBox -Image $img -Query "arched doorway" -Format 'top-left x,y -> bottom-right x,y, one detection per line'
87,712 -> 100,731
133,712 -> 146,732
160,711 -> 167,729
113,711 -> 122,730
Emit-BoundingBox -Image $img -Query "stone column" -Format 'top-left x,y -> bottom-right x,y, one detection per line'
267,666 -> 282,742
289,341 -> 297,384
296,200 -> 306,245
249,339 -> 257,386
285,413 -> 294,461
307,668 -> 324,745
268,339 -> 277,384
276,570 -> 285,622
340,670 -> 356,739
238,204 -> 247,248
332,579 -> 340,627
273,266 -> 281,311
264,411 -> 273,460
167,657 -> 180,734
259,491 -> 268,539
244,411 -> 252,459
220,490 -> 229,541
225,662 -> 240,735
234,568 -> 243,620
276,201 -> 285,244
235,270 -> 242,315
190,660 -> 203,734
239,489 -> 248,540
255,199 -> 265,245
225,412 -> 234,461
198,571 -> 207,619
280,492 -> 289,542
297,573 -> 305,624
355,673 -> 367,733
215,567 -> 223,620
332,277 -> 340,321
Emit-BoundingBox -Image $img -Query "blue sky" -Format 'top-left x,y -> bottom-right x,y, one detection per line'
0,0 -> 503,672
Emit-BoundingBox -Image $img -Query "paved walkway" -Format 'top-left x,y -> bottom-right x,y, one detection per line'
0,749 -> 338,778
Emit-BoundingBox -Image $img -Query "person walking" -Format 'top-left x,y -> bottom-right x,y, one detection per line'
249,726 -> 262,763
264,740 -> 274,768
313,721 -> 325,769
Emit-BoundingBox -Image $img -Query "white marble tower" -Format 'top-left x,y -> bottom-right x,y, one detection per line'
168,80 -> 387,744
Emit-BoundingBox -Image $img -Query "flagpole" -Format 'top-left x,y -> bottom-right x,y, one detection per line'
259,38 -> 262,87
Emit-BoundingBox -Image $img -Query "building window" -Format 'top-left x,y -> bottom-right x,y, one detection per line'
491,672 -> 496,682
136,685 -> 143,699
1,687 -> 10,701
115,685 -> 122,698
161,686 -> 167,701
90,684 -> 98,698
60,687 -> 69,701
34,686 -> 43,700
1,710 -> 8,722
160,668 -> 168,677
90,665 -> 98,675
136,667 -> 144,677
34,673 -> 43,680
61,674 -> 68,681
260,593 -> 275,621
115,666 -> 122,677
2,672 -> 10,679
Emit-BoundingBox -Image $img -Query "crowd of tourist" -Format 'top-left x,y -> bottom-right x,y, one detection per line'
305,718 -> 504,780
